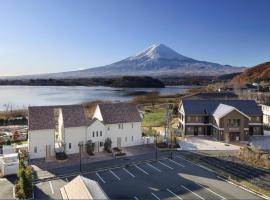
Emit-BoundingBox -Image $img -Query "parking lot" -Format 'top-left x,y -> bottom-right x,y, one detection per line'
34,155 -> 264,200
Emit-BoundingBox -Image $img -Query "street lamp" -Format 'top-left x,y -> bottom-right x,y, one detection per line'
78,142 -> 83,173
155,134 -> 158,161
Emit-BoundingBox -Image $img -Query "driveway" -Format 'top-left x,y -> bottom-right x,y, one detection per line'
178,136 -> 241,151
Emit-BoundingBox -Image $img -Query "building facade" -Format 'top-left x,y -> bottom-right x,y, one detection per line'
178,100 -> 263,143
28,103 -> 142,159
261,104 -> 270,128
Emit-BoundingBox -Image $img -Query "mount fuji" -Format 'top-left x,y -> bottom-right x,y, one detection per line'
7,44 -> 244,79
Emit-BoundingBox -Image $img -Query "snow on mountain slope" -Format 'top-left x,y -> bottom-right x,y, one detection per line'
2,44 -> 244,79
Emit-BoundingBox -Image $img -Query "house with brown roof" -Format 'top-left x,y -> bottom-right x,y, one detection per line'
28,103 -> 142,159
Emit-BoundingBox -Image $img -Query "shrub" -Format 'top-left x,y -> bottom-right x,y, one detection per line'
104,138 -> 112,152
156,142 -> 169,148
55,152 -> 67,160
16,160 -> 33,199
113,147 -> 122,152
86,140 -> 95,155
115,152 -> 126,157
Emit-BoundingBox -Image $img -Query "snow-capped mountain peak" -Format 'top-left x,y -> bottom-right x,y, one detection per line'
129,43 -> 191,61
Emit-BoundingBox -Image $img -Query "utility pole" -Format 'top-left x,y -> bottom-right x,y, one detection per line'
155,133 -> 158,161
164,102 -> 173,159
78,142 -> 83,173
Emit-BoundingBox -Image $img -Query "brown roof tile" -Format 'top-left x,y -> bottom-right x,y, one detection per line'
28,105 -> 88,131
98,103 -> 142,124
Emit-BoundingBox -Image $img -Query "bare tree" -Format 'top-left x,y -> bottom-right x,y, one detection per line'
146,91 -> 159,110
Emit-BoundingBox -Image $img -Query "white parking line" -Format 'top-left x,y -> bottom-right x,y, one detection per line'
169,159 -> 185,167
166,188 -> 183,200
135,165 -> 149,175
123,168 -> 135,178
151,192 -> 161,200
134,196 -> 140,200
96,172 -> 106,183
158,161 -> 173,170
109,169 -> 121,181
195,182 -> 226,200
49,181 -> 54,194
147,163 -> 162,172
181,185 -> 205,200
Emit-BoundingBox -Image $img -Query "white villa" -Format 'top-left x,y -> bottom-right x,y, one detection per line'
28,103 -> 142,159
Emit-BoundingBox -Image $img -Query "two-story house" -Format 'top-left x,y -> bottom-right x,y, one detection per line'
178,100 -> 263,143
28,103 -> 142,160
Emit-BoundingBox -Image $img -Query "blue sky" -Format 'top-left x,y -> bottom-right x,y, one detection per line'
0,0 -> 270,75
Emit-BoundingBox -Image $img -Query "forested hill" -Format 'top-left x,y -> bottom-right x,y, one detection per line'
231,62 -> 270,84
0,76 -> 165,88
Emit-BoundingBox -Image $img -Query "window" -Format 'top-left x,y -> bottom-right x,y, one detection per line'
131,136 -> 133,142
107,126 -> 110,131
187,116 -> 191,122
118,124 -> 121,129
69,143 -> 71,149
228,119 -> 240,127
122,124 -> 124,129
100,131 -> 102,137
100,142 -> 104,147
196,116 -> 199,122
125,136 -> 127,142
256,117 -> 260,121
92,132 -> 95,137
96,131 -> 98,137
131,123 -> 134,128
34,147 -> 37,153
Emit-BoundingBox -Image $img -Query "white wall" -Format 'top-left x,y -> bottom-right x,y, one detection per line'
87,120 -> 106,152
29,120 -> 143,159
64,127 -> 86,155
107,122 -> 142,148
28,129 -> 55,159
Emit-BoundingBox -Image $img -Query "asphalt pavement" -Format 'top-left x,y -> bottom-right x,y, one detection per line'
34,151 -> 265,200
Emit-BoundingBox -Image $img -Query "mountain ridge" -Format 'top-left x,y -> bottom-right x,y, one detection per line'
1,43 -> 244,79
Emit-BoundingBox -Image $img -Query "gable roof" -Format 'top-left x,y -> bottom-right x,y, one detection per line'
182,100 -> 262,116
28,105 -> 88,131
60,175 -> 108,200
98,103 -> 142,124
213,103 -> 250,121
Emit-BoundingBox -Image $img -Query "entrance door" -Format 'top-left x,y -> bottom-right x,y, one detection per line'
117,137 -> 121,148
249,126 -> 253,136
45,145 -> 51,159
194,127 -> 198,136
229,132 -> 240,142
94,142 -> 99,152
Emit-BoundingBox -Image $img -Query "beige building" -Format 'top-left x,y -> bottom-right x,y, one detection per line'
178,100 -> 263,143
60,175 -> 108,200
261,104 -> 270,128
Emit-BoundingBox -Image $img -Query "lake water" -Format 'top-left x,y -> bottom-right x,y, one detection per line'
0,85 -> 194,110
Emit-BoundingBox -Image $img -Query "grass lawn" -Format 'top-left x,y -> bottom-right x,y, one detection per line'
142,110 -> 166,127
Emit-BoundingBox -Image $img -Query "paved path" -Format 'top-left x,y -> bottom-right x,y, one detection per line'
178,136 -> 240,151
